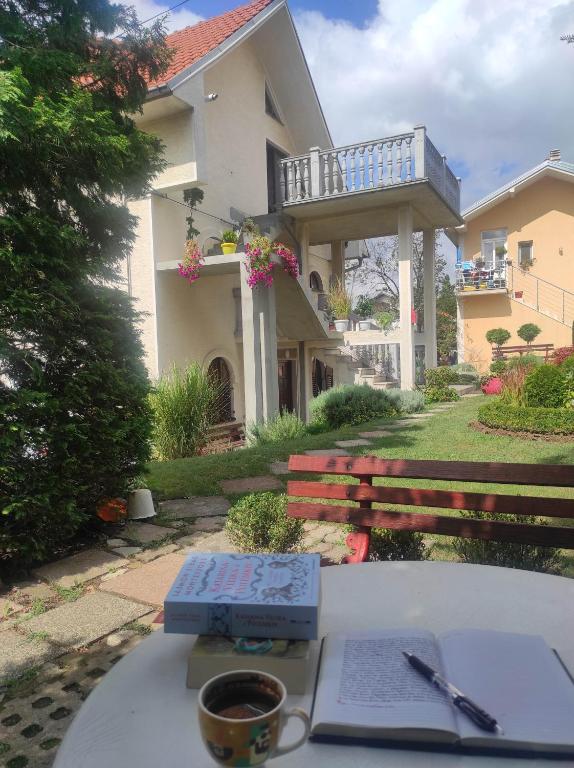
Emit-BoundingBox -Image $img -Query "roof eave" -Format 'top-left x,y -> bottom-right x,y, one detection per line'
165,0 -> 286,91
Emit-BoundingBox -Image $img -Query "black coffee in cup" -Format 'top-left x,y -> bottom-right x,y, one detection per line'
207,685 -> 280,720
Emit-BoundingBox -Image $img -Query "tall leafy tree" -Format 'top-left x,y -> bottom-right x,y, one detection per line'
0,0 -> 170,570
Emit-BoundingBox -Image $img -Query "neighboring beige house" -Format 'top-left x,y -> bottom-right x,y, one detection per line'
454,151 -> 574,372
125,0 -> 461,430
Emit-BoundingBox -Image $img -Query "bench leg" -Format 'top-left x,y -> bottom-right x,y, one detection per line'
343,531 -> 370,563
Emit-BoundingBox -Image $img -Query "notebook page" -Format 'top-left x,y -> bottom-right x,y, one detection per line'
312,629 -> 457,736
440,629 -> 574,750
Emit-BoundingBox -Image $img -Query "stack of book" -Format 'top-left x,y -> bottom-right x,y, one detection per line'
163,553 -> 321,693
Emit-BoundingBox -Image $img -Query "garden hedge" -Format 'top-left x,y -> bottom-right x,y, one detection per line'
478,401 -> 574,435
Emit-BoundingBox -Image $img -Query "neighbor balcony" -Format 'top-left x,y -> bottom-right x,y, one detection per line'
456,261 -> 508,295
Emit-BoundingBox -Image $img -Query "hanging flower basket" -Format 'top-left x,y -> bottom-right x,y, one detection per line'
245,234 -> 298,288
178,239 -> 204,283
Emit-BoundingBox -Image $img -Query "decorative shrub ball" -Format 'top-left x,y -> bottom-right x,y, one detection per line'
524,365 -> 567,408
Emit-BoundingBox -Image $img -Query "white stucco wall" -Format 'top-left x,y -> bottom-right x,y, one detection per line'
154,270 -> 245,422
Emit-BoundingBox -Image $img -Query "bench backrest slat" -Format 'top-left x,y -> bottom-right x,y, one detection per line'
287,456 -> 574,487
287,480 -> 574,520
288,502 -> 574,549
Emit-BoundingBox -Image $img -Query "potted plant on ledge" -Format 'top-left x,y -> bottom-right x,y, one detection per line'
327,279 -> 352,332
221,229 -> 239,254
354,295 -> 375,331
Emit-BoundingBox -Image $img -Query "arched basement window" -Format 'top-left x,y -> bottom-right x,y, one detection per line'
208,357 -> 234,424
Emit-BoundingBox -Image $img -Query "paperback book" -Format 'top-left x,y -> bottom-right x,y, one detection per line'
164,553 -> 320,640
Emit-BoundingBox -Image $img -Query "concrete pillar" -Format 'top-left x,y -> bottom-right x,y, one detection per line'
240,260 -> 279,425
298,222 -> 310,280
331,240 -> 344,286
398,206 -> 415,389
423,228 -> 437,369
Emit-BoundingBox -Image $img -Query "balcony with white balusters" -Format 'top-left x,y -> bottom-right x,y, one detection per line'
279,125 -> 461,244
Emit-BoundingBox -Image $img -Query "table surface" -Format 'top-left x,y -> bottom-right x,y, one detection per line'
53,561 -> 574,768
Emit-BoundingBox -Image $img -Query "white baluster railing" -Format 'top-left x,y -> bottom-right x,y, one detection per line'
279,130 -> 460,212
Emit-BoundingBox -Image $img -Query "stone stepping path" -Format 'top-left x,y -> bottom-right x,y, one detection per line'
24,592 -> 149,650
270,461 -> 290,475
220,476 -> 282,494
304,448 -> 349,456
100,552 -> 187,606
0,630 -> 61,682
34,549 -> 129,588
335,438 -> 372,448
123,522 -> 175,545
158,496 -> 230,520
359,430 -> 393,438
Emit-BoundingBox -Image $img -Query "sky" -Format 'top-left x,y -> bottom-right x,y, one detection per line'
130,0 -> 574,208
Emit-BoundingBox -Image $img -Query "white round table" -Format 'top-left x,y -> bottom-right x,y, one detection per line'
53,561 -> 574,768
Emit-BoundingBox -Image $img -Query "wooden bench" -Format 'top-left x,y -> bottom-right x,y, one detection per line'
493,343 -> 554,361
286,455 -> 574,563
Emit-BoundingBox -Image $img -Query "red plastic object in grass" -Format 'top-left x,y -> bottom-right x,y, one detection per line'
481,377 -> 503,395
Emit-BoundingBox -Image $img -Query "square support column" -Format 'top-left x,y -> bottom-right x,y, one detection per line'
423,228 -> 437,370
330,240 -> 344,286
240,260 -> 279,425
398,206 -> 415,390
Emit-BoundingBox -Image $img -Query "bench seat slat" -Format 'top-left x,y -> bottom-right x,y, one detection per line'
288,502 -> 574,548
287,481 -> 574,520
287,456 -> 574,487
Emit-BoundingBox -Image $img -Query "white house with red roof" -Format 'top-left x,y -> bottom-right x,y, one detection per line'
124,0 -> 461,430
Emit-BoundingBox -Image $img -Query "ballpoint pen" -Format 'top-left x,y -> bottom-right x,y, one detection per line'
402,651 -> 503,734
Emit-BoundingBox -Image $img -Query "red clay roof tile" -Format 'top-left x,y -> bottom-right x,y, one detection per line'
149,0 -> 276,88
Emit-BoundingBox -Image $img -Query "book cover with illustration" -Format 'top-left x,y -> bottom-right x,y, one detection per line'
164,553 -> 320,639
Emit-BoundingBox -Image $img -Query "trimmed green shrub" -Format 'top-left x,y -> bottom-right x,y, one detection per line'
248,411 -> 308,445
450,363 -> 479,385
524,365 -> 566,408
424,386 -> 460,403
385,389 -> 425,413
477,401 -> 574,434
424,366 -> 458,386
225,493 -> 304,553
506,354 -> 542,370
369,528 -> 428,562
486,328 -> 511,347
309,385 -> 398,430
489,360 -> 507,376
517,323 -> 541,345
453,512 -> 561,574
149,363 -> 220,460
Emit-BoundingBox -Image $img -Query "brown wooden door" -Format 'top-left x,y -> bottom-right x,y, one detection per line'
278,361 -> 294,413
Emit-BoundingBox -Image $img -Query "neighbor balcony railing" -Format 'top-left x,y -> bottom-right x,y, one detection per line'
456,260 -> 507,292
279,125 -> 460,212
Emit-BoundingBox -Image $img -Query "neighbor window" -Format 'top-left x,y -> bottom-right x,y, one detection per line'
518,241 -> 533,268
480,229 -> 507,268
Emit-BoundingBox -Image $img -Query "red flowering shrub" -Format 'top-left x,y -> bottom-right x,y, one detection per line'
551,347 -> 574,366
481,377 -> 503,395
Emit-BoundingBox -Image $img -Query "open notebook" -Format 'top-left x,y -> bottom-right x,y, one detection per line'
311,629 -> 574,756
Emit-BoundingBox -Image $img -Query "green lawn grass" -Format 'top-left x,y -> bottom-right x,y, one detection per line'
147,396 -> 574,573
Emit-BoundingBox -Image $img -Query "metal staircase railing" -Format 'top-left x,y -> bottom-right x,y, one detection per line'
508,265 -> 574,328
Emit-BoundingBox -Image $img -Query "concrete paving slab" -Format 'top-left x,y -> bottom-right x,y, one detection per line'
123,522 -> 175,544
193,515 -> 227,533
178,530 -> 233,554
111,547 -> 142,557
0,630 -> 61,683
270,461 -> 290,475
25,592 -> 149,649
106,538 -> 127,548
100,553 -> 187,606
335,439 -> 372,447
158,496 -> 230,520
304,449 -> 350,456
135,543 -> 181,563
0,597 -> 25,619
8,580 -> 57,603
220,476 -> 283,494
358,430 -> 393,438
34,549 -> 129,588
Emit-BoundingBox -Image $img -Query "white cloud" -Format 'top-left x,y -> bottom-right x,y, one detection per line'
128,0 -> 203,33
293,0 -> 574,206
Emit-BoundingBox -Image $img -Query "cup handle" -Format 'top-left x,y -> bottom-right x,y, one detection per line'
273,708 -> 311,757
